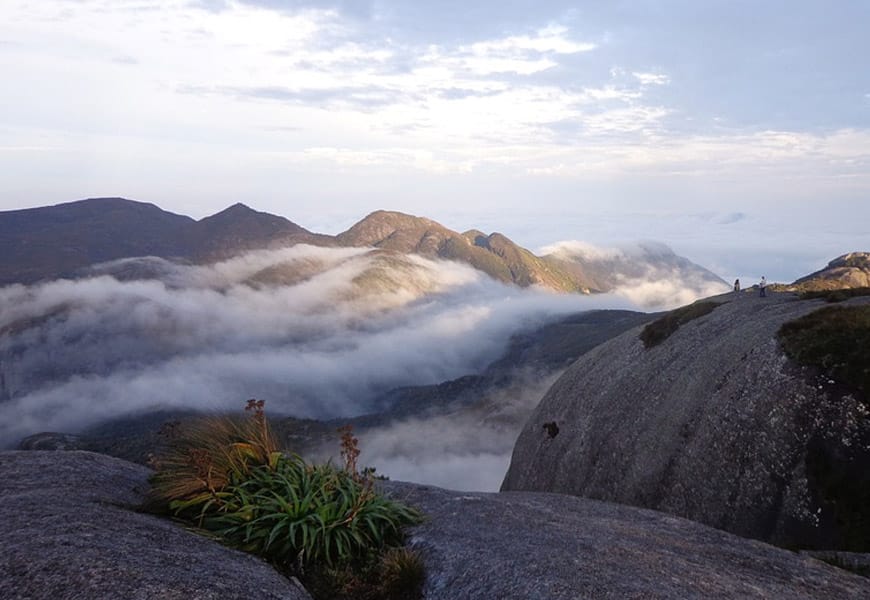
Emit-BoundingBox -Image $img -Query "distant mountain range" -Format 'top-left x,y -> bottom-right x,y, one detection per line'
0,198 -> 326,286
0,198 -> 725,294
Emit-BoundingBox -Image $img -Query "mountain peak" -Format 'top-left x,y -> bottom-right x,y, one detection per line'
191,203 -> 311,261
197,203 -> 308,234
336,210 -> 445,249
225,202 -> 255,212
354,209 -> 441,230
200,203 -> 265,221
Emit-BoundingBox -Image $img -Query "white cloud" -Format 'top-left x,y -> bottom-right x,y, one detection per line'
0,1 -> 666,178
612,277 -> 729,309
1,0 -> 869,259
1,245 -> 648,444
308,369 -> 565,492
633,72 -> 670,86
539,240 -> 623,261
467,24 -> 596,56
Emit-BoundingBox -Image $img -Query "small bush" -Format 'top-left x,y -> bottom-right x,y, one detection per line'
640,301 -> 719,348
149,399 -> 280,509
379,547 -> 426,600
817,554 -> 870,578
778,305 -> 870,397
148,405 -> 423,600
799,287 -> 870,303
306,546 -> 425,600
177,456 -> 421,568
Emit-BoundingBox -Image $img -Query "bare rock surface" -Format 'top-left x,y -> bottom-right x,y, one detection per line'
4,449 -> 868,599
503,291 -> 870,550
0,450 -> 311,600
792,252 -> 870,290
383,481 -> 870,599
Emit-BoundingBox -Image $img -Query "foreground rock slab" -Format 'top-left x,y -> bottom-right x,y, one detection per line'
0,451 -> 311,600
384,481 -> 870,599
6,449 -> 867,599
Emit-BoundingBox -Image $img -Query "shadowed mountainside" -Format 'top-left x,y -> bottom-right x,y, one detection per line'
0,198 -> 323,285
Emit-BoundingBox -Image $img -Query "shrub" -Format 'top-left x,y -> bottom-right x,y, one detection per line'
379,547 -> 426,600
176,456 -> 422,568
817,554 -> 870,578
148,405 -> 424,600
778,305 -> 870,397
779,306 -> 870,553
798,287 -> 870,303
305,546 -> 425,600
149,399 -> 280,509
640,301 -> 719,349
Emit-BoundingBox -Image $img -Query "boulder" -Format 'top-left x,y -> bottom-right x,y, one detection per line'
384,481 -> 870,599
502,292 -> 870,550
0,451 -> 311,600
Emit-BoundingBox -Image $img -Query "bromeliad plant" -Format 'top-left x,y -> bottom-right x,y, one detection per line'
181,455 -> 420,567
148,403 -> 424,598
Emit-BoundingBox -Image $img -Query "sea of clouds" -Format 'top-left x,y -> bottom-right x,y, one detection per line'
0,243 -> 727,489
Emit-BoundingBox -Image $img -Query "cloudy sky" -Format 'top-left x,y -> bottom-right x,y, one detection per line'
1,0 -> 868,280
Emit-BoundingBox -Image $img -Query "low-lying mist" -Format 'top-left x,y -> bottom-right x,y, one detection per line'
312,370 -> 563,492
1,243 -> 726,489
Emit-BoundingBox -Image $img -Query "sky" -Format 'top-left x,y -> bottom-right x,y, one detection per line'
1,0 -> 868,281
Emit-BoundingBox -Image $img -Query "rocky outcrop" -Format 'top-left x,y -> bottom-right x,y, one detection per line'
502,292 -> 870,551
5,450 -> 868,599
792,252 -> 870,290
0,451 -> 311,600
384,481 -> 870,599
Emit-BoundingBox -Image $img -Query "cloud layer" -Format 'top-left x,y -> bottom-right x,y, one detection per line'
314,369 -> 563,492
1,245 -> 647,444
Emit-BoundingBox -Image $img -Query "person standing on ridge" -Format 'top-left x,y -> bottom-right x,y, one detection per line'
734,279 -> 740,295
759,276 -> 767,297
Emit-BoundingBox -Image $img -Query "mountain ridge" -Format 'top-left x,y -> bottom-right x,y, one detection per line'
0,198 -> 724,296
0,197 -> 319,285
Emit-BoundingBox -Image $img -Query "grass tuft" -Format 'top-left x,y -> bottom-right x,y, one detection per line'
148,398 -> 279,509
778,305 -> 870,397
148,403 -> 424,600
798,287 -> 870,303
779,306 -> 870,552
379,546 -> 426,600
640,301 -> 719,349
